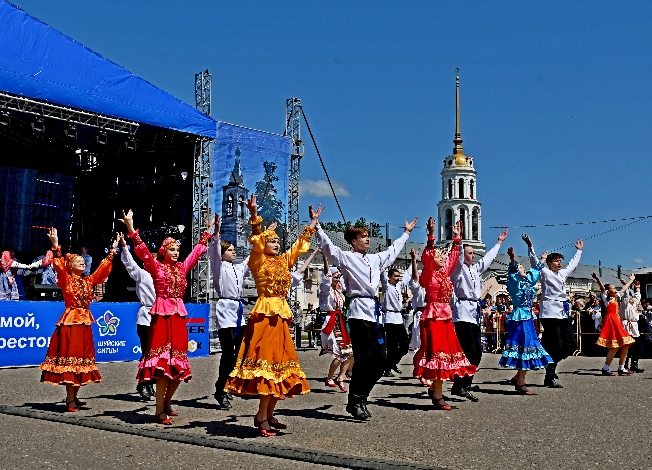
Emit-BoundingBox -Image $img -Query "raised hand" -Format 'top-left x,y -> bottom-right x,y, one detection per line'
47,227 -> 58,247
244,194 -> 257,217
426,217 -> 436,235
629,273 -> 636,282
591,271 -> 599,281
309,204 -> 324,228
575,239 -> 584,250
452,220 -> 462,238
497,229 -> 508,243
212,213 -> 220,236
410,247 -> 418,259
206,213 -> 215,235
405,216 -> 418,233
521,234 -> 532,247
118,232 -> 127,249
507,246 -> 515,261
540,251 -> 549,263
267,221 -> 278,232
111,233 -> 120,251
118,209 -> 135,233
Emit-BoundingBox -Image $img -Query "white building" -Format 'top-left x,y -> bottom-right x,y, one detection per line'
436,72 -> 485,254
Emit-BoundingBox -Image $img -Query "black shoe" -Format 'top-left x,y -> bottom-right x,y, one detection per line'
226,393 -> 234,400
459,388 -> 479,402
146,383 -> 156,397
383,370 -> 395,377
214,392 -> 232,409
346,395 -> 369,420
450,387 -> 463,397
361,397 -> 372,418
544,378 -> 563,388
630,361 -> 645,373
617,369 -> 634,376
136,383 -> 151,400
392,366 -> 402,374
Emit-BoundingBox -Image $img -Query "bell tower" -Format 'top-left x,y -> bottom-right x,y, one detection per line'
436,70 -> 485,253
221,147 -> 250,250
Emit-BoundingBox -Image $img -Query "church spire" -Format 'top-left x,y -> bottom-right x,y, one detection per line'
453,68 -> 466,166
229,146 -> 244,185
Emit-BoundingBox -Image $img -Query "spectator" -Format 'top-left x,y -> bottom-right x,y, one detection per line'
305,303 -> 317,349
80,246 -> 92,277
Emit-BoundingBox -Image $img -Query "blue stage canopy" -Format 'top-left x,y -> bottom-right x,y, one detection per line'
0,1 -> 216,138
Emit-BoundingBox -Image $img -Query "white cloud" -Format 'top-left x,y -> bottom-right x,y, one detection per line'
634,258 -> 645,264
300,179 -> 350,198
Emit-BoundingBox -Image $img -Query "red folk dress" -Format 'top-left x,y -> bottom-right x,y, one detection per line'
40,247 -> 114,386
130,230 -> 210,383
413,235 -> 477,381
596,298 -> 635,349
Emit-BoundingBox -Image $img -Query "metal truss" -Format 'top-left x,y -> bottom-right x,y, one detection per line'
0,90 -> 139,134
286,98 -> 304,307
190,71 -> 213,302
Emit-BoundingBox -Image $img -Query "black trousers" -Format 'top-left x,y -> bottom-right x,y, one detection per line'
136,324 -> 150,360
540,318 -> 575,379
214,327 -> 245,395
385,323 -> 409,371
627,336 -> 643,361
453,322 -> 482,389
348,318 -> 387,398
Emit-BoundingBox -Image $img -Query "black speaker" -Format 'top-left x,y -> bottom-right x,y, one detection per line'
27,284 -> 62,301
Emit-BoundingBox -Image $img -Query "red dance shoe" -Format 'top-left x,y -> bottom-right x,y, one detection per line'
618,369 -> 634,376
325,378 -> 338,387
164,405 -> 179,417
156,412 -> 173,425
66,400 -> 79,413
254,417 -> 277,437
431,397 -> 452,411
336,378 -> 348,392
515,384 -> 533,395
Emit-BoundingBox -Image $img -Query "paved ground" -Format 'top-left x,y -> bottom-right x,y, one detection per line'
0,350 -> 650,470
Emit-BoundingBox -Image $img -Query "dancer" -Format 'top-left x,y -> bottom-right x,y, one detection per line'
118,233 -> 155,400
499,247 -> 553,394
120,209 -> 213,425
316,214 -> 418,420
381,267 -> 412,377
1,250 -> 51,300
39,228 -> 117,411
209,213 -> 251,410
450,228 -> 508,402
524,234 -> 583,388
319,256 -> 353,392
621,280 -> 644,373
592,272 -> 635,376
408,248 -> 429,387
413,217 -> 476,410
224,196 -> 320,437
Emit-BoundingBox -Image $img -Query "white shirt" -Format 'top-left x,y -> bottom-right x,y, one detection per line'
381,269 -> 411,324
121,248 -> 155,326
209,236 -> 250,329
452,242 -> 501,324
315,224 -> 410,323
409,277 -> 426,310
318,272 -> 345,312
529,247 -> 582,319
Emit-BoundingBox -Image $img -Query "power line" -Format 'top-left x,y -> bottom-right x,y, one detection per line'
299,104 -> 347,224
489,215 -> 652,229
550,216 -> 652,252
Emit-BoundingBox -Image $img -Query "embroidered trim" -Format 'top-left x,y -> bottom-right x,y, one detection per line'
199,231 -> 211,246
52,246 -> 62,259
230,358 -> 307,382
128,229 -> 144,245
250,216 -> 263,235
159,262 -> 187,299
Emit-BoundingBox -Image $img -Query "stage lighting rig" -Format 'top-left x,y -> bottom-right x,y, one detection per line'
31,117 -> 45,132
124,135 -> 137,151
96,129 -> 108,145
180,171 -> 188,181
64,123 -> 77,139
0,110 -> 10,127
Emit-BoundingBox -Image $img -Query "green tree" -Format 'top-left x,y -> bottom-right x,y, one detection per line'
253,161 -> 284,222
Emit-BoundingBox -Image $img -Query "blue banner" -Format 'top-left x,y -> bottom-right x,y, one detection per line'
0,302 -> 209,368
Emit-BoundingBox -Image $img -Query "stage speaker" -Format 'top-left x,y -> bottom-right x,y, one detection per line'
27,284 -> 62,301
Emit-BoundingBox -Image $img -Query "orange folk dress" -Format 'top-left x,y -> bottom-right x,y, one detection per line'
224,216 -> 315,398
40,247 -> 115,386
596,298 -> 635,349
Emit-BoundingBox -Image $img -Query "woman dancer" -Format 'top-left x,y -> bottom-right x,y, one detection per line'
39,228 -> 117,411
500,247 -> 553,394
622,280 -> 644,373
120,209 -> 213,425
224,195 -> 320,437
1,250 -> 52,300
592,272 -> 635,376
413,217 -> 476,410
319,256 -> 353,392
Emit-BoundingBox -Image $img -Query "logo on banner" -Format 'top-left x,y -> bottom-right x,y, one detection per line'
96,311 -> 120,336
188,340 -> 198,353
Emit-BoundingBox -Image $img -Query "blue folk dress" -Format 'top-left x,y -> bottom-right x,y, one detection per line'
499,261 -> 553,370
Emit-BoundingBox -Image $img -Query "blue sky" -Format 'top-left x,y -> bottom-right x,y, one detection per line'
11,0 -> 652,268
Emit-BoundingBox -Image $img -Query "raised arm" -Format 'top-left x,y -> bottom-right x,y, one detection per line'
477,229 -> 507,273
119,233 -> 144,283
522,234 -> 539,268
591,272 -> 606,295
295,249 -> 320,276
208,213 -> 223,288
377,216 -> 418,270
47,228 -> 68,288
561,240 -> 583,278
620,273 -> 636,293
410,248 -> 419,282
88,233 -> 118,286
443,221 -> 462,276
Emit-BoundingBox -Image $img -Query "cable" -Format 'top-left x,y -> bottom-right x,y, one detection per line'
489,215 -> 651,229
550,216 -> 651,252
299,104 -> 347,224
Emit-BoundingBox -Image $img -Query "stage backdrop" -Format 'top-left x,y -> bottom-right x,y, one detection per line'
211,122 -> 291,254
0,302 -> 209,368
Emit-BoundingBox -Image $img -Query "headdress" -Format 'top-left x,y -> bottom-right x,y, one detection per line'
158,237 -> 180,256
262,229 -> 279,244
65,253 -> 83,269
1,251 -> 12,272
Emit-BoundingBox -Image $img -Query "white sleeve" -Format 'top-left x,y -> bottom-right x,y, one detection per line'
208,237 -> 222,290
319,272 -> 331,295
291,271 -> 304,287
377,231 -> 410,270
528,246 -> 538,269
477,242 -> 501,274
560,249 -> 582,279
400,268 -> 412,290
315,225 -> 346,267
121,249 -> 142,282
408,278 -> 421,295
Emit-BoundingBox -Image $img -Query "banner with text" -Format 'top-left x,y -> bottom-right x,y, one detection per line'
0,302 -> 209,368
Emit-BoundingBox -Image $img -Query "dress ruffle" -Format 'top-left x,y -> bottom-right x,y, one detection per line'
499,318 -> 553,370
137,314 -> 192,383
40,324 -> 102,386
413,318 -> 476,381
225,312 -> 310,397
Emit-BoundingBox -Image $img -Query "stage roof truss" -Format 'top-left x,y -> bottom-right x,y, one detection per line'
0,91 -> 139,135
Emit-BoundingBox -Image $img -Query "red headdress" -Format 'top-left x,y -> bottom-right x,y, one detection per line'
1,251 -> 13,273
158,237 -> 180,257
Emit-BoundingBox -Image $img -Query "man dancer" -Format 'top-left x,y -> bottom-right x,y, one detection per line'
381,268 -> 412,377
450,229 -> 508,402
209,213 -> 250,409
524,234 -> 583,388
315,215 -> 418,420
